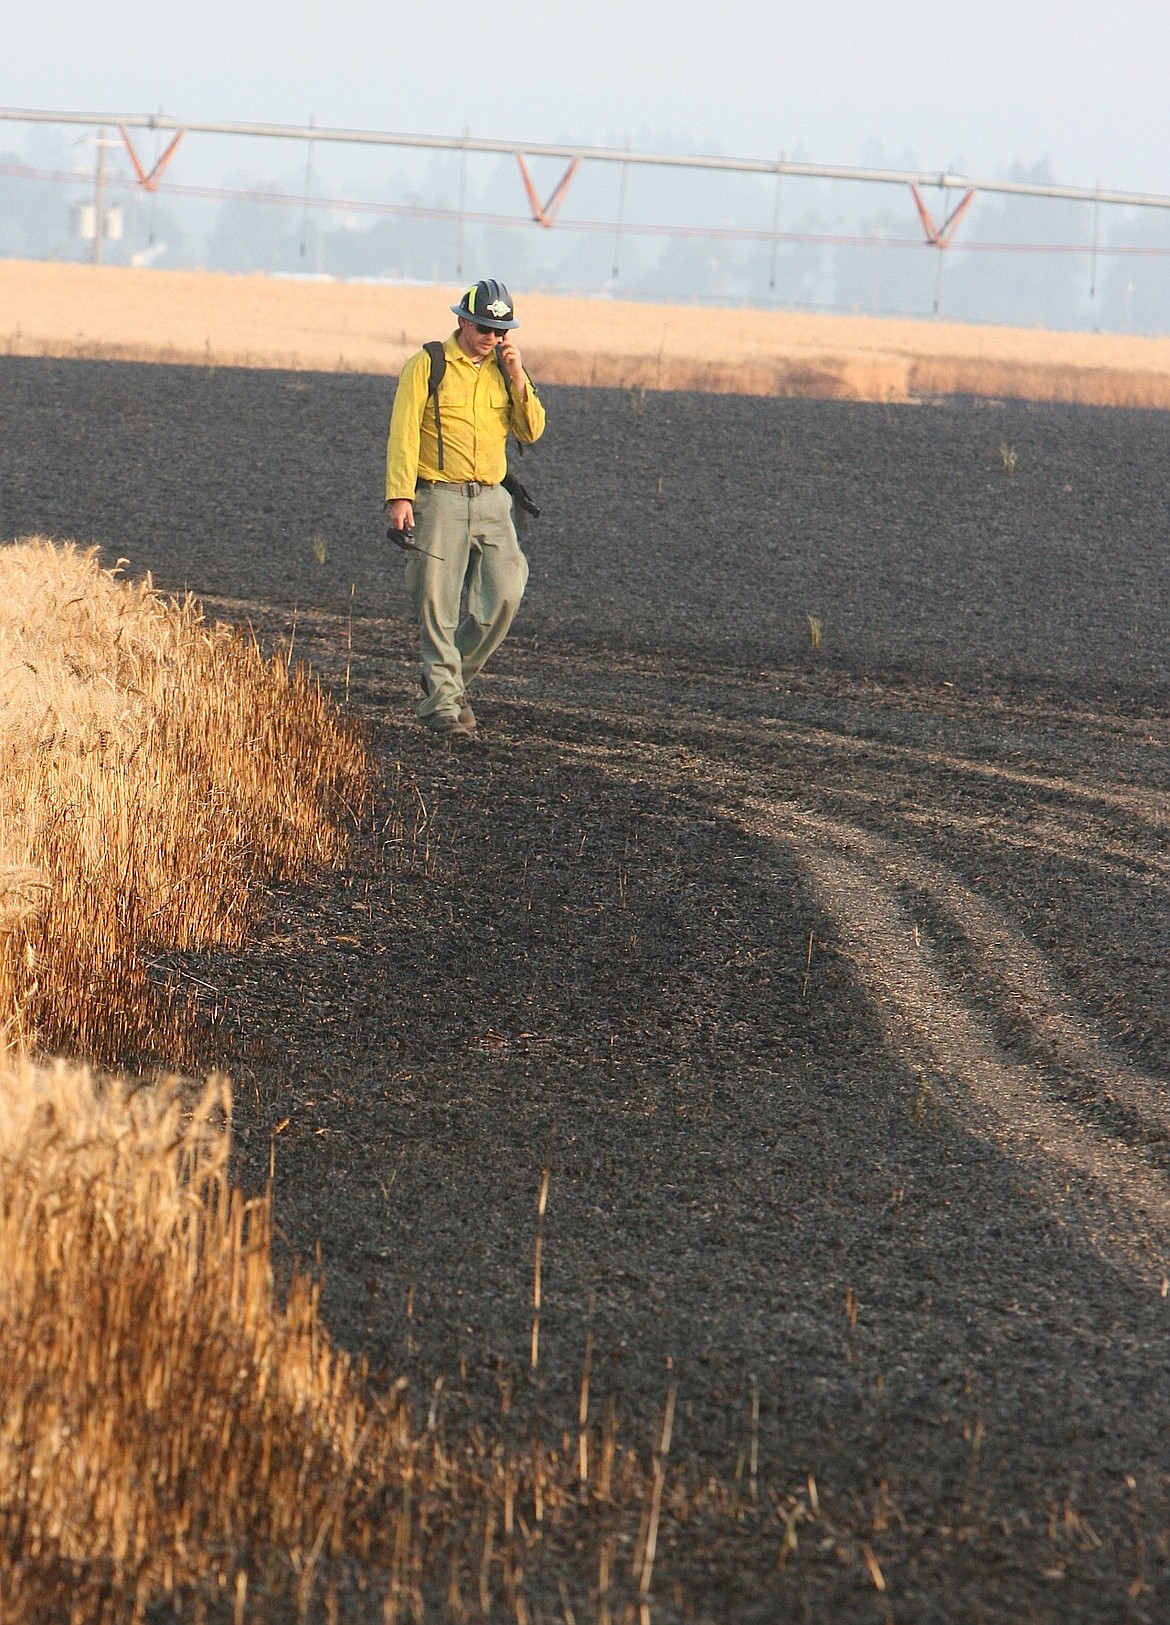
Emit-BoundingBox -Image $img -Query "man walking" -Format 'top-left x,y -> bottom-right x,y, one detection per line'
385,278 -> 546,740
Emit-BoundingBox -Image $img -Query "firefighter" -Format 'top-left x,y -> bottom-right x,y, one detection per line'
385,278 -> 546,740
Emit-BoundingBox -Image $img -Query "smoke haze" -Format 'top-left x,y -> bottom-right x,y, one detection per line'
2,1 -> 1167,330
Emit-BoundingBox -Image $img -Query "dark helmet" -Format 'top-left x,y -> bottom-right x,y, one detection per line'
451,277 -> 519,330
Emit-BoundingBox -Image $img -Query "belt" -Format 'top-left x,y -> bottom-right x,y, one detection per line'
416,478 -> 498,496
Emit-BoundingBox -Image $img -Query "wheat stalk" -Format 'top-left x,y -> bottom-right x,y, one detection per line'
0,539 -> 368,1059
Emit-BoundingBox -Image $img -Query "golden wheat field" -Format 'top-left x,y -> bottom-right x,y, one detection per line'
0,544 -> 378,1614
0,543 -> 752,1622
3,257 -> 1170,407
0,1049 -> 717,1623
0,540 -> 366,1062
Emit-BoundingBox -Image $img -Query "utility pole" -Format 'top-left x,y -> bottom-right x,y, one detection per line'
611,145 -> 630,282
1089,182 -> 1101,302
92,126 -> 108,264
299,115 -> 315,261
148,106 -> 163,246
768,152 -> 785,297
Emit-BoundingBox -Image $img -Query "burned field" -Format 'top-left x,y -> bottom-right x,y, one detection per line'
2,356 -> 1170,1620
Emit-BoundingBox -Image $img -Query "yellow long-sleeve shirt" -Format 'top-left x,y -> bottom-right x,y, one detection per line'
385,333 -> 546,500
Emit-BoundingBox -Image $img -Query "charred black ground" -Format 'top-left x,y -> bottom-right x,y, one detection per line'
2,356 -> 1169,1621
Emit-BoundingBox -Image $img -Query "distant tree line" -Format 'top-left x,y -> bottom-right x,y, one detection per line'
2,146 -> 1165,335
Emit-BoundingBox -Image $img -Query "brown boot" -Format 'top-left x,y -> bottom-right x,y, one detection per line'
420,674 -> 475,731
425,710 -> 474,742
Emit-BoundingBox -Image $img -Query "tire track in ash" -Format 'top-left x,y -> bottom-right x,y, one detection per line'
544,717 -> 1170,1286
502,657 -> 1169,885
736,799 -> 1170,1286
755,717 -> 1170,834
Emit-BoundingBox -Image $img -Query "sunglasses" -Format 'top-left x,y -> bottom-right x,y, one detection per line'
474,322 -> 508,337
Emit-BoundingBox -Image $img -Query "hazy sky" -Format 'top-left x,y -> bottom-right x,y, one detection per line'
4,0 -> 1167,193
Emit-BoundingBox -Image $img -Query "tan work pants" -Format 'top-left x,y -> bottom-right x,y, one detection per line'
405,481 -> 529,723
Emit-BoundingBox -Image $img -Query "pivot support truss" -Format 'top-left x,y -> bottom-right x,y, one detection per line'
118,125 -> 184,191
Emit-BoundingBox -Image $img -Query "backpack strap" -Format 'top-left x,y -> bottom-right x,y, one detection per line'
422,340 -> 446,472
422,341 -> 523,477
494,349 -> 528,460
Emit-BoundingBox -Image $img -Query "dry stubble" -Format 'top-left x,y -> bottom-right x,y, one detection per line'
0,538 -> 367,1060
0,542 -> 759,1621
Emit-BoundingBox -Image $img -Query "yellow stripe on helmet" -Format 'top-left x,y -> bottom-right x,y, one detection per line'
466,285 -> 477,314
